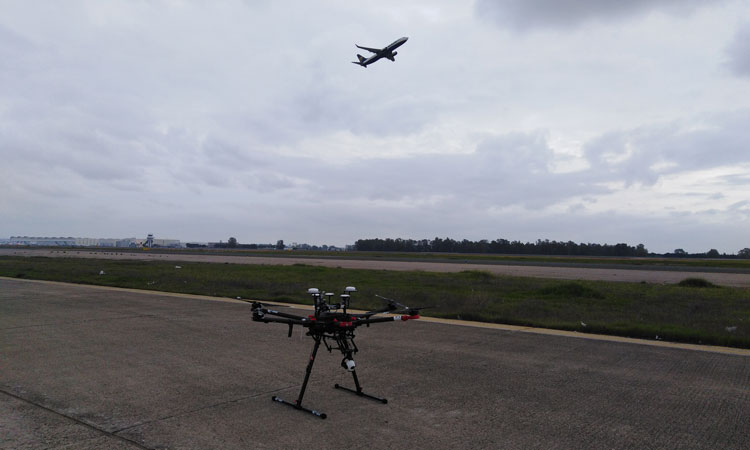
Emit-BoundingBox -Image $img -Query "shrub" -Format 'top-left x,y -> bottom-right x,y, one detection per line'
677,278 -> 718,288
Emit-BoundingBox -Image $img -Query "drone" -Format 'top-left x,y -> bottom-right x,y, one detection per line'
251,286 -> 424,419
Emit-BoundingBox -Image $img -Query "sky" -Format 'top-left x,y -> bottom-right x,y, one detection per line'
1,0 -> 749,253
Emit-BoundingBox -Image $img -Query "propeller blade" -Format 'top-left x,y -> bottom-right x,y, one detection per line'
374,295 -> 433,315
374,294 -> 407,310
392,306 -> 433,315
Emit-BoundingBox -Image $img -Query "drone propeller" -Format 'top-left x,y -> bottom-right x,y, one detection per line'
373,295 -> 431,316
374,294 -> 405,310
392,305 -> 432,315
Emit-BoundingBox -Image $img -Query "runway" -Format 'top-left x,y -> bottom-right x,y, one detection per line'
2,248 -> 749,287
2,278 -> 748,449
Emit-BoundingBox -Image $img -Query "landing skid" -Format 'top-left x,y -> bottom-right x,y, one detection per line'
334,383 -> 388,404
272,395 -> 327,419
335,368 -> 387,403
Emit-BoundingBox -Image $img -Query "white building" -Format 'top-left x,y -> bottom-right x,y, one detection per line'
7,236 -> 181,248
10,236 -> 77,246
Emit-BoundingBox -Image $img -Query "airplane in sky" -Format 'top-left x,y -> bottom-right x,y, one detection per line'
352,36 -> 408,67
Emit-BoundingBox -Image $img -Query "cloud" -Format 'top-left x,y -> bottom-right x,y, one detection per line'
298,110 -> 750,212
0,24 -> 35,67
7,107 -> 747,245
725,24 -> 750,77
283,130 -> 603,213
583,110 -> 750,186
475,0 -> 715,31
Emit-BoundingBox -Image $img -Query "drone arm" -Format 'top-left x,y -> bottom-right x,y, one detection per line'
254,315 -> 307,325
259,315 -> 309,338
264,310 -> 307,321
251,303 -> 307,321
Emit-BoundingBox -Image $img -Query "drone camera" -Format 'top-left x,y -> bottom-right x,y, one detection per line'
341,357 -> 356,372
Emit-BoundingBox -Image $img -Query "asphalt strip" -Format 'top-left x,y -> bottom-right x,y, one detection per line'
3,276 -> 748,357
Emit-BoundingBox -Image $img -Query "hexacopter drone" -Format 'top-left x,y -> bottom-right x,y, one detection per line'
251,287 -> 423,419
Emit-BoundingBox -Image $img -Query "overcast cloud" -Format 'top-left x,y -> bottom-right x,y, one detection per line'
726,23 -> 750,77
475,0 -> 718,31
1,0 -> 749,253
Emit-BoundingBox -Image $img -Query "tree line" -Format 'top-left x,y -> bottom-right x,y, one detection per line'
208,238 -> 284,250
201,236 -> 749,258
354,237 -> 650,257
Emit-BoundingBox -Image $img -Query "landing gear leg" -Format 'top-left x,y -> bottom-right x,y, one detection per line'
272,336 -> 327,419
334,360 -> 388,404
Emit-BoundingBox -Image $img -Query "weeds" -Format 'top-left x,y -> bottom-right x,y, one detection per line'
538,282 -> 605,299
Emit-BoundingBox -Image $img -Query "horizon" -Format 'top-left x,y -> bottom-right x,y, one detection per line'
3,233 -> 747,255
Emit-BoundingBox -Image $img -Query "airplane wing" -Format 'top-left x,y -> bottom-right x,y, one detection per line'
355,45 -> 382,54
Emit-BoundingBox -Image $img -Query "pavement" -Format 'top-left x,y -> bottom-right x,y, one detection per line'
1,278 -> 749,449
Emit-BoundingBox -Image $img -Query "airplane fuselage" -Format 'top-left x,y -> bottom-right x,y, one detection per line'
353,36 -> 408,67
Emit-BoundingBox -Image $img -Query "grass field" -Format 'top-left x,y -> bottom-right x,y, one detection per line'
2,255 -> 748,348
10,246 -> 750,271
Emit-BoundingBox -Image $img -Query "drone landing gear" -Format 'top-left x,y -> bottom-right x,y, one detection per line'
272,335 -> 387,419
271,395 -> 327,419
334,369 -> 388,404
272,336 -> 328,419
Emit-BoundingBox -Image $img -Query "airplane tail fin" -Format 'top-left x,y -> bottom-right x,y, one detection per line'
352,54 -> 367,67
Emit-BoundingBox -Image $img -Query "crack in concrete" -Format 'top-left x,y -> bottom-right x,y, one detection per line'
110,385 -> 298,434
0,388 -> 153,450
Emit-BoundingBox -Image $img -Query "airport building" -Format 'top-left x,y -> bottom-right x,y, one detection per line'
149,238 -> 181,248
9,236 -> 78,246
7,236 -> 182,248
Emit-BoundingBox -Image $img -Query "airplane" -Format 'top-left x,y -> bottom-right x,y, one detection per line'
352,36 -> 408,67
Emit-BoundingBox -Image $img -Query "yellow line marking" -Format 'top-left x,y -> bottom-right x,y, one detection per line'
2,276 -> 748,356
